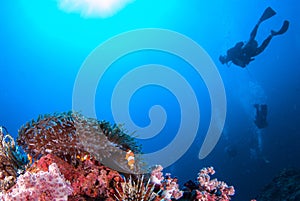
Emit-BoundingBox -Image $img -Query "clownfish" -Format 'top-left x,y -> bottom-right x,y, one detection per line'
76,154 -> 91,162
27,154 -> 33,164
125,149 -> 135,170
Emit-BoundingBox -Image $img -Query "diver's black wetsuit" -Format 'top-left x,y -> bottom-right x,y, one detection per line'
254,104 -> 268,129
219,7 -> 289,68
248,23 -> 273,56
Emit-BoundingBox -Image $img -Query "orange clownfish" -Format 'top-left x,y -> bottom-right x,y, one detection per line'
27,154 -> 33,164
125,149 -> 135,170
76,154 -> 91,162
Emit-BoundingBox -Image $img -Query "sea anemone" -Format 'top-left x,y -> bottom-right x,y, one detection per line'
17,111 -> 142,172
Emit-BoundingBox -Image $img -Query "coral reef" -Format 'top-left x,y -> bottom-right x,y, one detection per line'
179,167 -> 235,201
0,126 -> 29,192
1,153 -> 235,201
0,163 -> 72,201
113,175 -> 156,201
195,167 -> 235,200
150,165 -> 183,200
17,112 -> 141,171
254,168 -> 300,201
27,154 -> 122,200
1,112 -> 236,201
113,165 -> 235,201
114,164 -> 183,201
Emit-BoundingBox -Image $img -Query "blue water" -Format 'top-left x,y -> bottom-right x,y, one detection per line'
1,0 -> 299,200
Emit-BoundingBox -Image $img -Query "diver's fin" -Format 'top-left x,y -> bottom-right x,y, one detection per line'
259,7 -> 276,23
271,20 -> 290,36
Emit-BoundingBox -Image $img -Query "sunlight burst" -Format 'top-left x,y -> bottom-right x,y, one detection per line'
57,0 -> 135,18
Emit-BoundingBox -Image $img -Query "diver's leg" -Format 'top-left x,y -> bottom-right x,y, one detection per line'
250,24 -> 259,41
250,7 -> 277,42
271,20 -> 289,36
254,35 -> 272,56
255,21 -> 289,56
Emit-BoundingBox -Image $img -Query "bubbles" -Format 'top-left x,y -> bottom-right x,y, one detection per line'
248,81 -> 267,103
72,28 -> 227,173
238,80 -> 267,117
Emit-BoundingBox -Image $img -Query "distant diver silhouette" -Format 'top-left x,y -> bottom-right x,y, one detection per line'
219,7 -> 289,67
254,104 -> 268,129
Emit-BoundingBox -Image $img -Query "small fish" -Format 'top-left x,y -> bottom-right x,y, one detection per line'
125,149 -> 135,170
77,154 -> 91,162
27,154 -> 33,164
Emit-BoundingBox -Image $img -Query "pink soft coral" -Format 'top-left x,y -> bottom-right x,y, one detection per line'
0,163 -> 73,201
30,154 -> 121,200
196,167 -> 235,201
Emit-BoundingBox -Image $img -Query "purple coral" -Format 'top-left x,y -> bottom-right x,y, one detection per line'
0,163 -> 73,201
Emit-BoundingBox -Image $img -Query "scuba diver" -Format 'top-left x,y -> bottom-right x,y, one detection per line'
254,104 -> 268,129
219,7 -> 290,67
